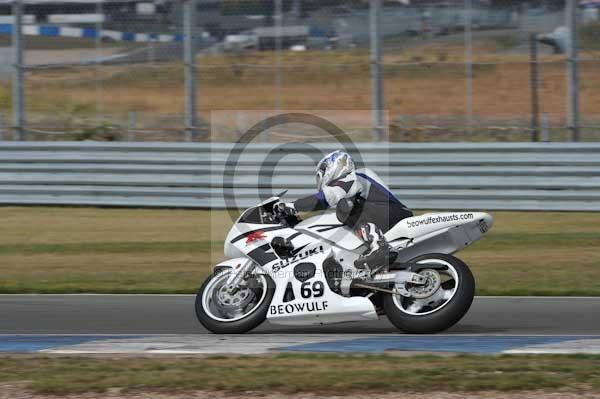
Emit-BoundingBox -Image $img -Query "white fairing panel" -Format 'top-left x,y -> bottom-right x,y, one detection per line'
266,250 -> 378,325
222,218 -> 377,324
224,222 -> 316,264
385,212 -> 494,261
295,212 -> 365,251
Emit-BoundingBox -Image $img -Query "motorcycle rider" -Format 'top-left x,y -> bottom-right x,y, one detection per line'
275,150 -> 413,270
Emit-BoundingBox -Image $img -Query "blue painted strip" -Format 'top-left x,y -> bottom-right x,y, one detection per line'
39,25 -> 59,37
122,32 -> 135,41
0,335 -> 140,353
281,336 -> 600,354
81,27 -> 97,39
0,24 -> 12,34
0,23 -> 178,43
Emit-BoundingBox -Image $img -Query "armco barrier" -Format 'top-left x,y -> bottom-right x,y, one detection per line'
0,142 -> 599,211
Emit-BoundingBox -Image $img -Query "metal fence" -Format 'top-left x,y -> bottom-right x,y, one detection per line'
1,141 -> 600,210
0,0 -> 599,142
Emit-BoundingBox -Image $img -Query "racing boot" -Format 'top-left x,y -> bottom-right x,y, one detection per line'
353,223 -> 397,272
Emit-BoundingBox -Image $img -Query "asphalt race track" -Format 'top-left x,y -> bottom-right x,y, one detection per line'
2,295 -> 599,335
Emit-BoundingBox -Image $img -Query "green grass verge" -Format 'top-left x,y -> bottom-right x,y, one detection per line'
0,241 -> 213,256
1,354 -> 600,394
0,207 -> 599,295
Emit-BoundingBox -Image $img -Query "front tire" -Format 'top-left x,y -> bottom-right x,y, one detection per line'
195,269 -> 275,334
384,253 -> 475,334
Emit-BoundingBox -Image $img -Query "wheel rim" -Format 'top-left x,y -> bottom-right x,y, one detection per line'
392,258 -> 460,316
202,271 -> 269,323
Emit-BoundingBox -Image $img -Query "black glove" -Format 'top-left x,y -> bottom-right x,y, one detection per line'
273,201 -> 297,217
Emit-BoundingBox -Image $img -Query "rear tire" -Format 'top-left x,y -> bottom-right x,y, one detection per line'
383,253 -> 475,334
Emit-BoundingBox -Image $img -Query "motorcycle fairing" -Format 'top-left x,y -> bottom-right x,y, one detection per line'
226,224 -> 377,325
265,249 -> 378,325
295,211 -> 365,251
225,223 -> 301,260
385,212 -> 494,261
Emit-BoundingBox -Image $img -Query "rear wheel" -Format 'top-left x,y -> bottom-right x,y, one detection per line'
383,253 -> 475,334
195,268 -> 275,334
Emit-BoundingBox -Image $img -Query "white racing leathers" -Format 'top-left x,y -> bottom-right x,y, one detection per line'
293,168 -> 413,232
292,168 -> 413,267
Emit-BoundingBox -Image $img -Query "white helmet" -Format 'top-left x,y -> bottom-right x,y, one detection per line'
316,150 -> 355,190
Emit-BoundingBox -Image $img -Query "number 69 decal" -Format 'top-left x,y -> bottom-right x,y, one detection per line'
300,281 -> 324,298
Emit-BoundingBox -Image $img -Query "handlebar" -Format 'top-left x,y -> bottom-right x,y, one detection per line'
267,205 -> 300,227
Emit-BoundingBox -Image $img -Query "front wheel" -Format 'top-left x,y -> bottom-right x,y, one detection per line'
384,253 -> 475,334
195,268 -> 275,334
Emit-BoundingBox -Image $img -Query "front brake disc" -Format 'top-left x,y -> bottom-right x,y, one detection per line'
213,281 -> 256,310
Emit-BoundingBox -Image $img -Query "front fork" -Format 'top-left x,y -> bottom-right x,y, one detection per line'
224,258 -> 256,294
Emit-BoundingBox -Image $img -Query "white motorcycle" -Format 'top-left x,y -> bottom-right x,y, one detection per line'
196,192 -> 493,334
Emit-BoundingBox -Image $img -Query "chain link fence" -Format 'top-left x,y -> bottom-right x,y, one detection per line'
0,0 -> 598,142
